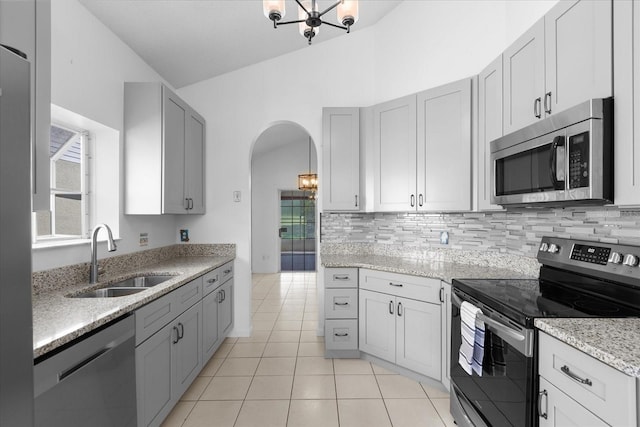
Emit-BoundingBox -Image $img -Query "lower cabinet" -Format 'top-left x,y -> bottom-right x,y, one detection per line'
202,275 -> 234,362
539,377 -> 607,427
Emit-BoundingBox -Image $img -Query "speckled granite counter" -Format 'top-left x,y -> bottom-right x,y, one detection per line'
535,318 -> 640,377
33,250 -> 234,359
321,253 -> 537,283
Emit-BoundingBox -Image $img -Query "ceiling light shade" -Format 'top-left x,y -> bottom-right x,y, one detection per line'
263,0 -> 285,22
337,0 -> 359,27
298,173 -> 318,192
298,1 -> 319,39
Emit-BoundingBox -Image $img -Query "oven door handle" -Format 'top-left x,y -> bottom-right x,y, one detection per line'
452,291 -> 525,342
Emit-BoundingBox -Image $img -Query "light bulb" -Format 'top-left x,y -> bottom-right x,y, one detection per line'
263,0 -> 285,21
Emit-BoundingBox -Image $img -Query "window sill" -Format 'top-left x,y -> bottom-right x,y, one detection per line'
32,237 -> 121,250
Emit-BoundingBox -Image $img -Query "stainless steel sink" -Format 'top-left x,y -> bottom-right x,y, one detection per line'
72,287 -> 147,298
108,275 -> 174,288
68,275 -> 174,298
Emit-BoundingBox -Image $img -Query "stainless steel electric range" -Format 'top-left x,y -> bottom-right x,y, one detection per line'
450,236 -> 640,427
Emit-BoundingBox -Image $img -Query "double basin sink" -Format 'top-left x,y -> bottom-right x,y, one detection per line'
70,275 -> 174,298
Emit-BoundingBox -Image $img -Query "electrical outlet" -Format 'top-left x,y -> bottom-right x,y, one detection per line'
139,232 -> 148,246
180,229 -> 189,242
440,231 -> 449,245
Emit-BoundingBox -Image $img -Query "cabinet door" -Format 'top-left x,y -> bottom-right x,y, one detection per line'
545,0 -> 612,116
503,18 -> 545,134
416,78 -> 471,211
373,95 -> 417,211
136,323 -> 174,427
218,279 -> 234,338
162,88 -> 187,214
440,282 -> 452,390
358,289 -> 396,363
477,55 -> 504,211
396,297 -> 441,379
173,302 -> 202,399
322,108 -> 361,211
202,289 -> 220,362
539,377 -> 608,427
185,111 -> 205,214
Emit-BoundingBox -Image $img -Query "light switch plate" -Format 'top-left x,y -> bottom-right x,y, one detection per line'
233,191 -> 241,202
139,232 -> 148,246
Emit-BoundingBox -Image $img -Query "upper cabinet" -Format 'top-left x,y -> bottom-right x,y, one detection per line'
124,82 -> 206,215
0,0 -> 51,211
373,79 -> 472,212
503,0 -> 612,134
322,108 -> 362,211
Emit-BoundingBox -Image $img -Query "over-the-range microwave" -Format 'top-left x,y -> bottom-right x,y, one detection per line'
491,97 -> 613,207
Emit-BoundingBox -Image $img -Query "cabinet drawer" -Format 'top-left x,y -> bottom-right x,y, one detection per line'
325,319 -> 358,350
359,269 -> 440,303
220,262 -> 234,284
539,332 -> 636,427
325,268 -> 358,288
202,268 -> 221,296
174,277 -> 203,314
325,289 -> 358,319
136,292 -> 175,345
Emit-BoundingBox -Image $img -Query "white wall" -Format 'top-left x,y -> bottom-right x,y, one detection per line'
251,139 -> 317,273
33,0 -> 178,272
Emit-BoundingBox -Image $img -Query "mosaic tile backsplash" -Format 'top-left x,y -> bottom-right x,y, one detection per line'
320,207 -> 640,259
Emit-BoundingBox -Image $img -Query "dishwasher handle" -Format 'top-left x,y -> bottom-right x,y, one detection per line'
58,346 -> 112,381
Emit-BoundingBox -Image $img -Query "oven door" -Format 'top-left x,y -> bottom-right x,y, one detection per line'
450,289 -> 536,427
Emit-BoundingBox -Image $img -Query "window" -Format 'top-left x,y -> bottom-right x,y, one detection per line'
35,123 -> 89,240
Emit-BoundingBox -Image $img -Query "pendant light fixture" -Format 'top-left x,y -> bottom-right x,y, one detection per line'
263,0 -> 359,45
298,137 -> 318,193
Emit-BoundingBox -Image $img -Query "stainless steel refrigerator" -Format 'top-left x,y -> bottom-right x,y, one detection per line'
0,44 -> 35,426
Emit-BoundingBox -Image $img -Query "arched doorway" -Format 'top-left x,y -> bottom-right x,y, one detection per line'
250,122 -> 318,274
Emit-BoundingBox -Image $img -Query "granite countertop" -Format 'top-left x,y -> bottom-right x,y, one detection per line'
535,318 -> 640,378
33,255 -> 234,359
321,253 -> 536,283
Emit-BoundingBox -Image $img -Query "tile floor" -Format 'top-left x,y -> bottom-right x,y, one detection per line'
161,272 -> 456,427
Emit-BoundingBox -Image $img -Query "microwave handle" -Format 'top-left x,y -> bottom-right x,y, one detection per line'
549,135 -> 565,190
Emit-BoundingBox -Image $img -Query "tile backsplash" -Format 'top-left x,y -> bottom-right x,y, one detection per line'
320,207 -> 640,258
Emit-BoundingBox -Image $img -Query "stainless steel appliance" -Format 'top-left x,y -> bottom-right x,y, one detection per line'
491,98 -> 613,207
0,44 -> 34,426
450,236 -> 640,427
34,315 -> 137,427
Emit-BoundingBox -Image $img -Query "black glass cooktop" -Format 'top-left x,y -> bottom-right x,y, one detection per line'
453,266 -> 640,328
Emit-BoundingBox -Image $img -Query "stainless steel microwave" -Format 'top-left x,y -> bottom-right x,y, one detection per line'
491,98 -> 613,207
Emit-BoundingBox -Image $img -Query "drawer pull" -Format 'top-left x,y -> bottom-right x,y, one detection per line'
334,333 -> 349,337
224,269 -> 232,274
334,302 -> 349,306
207,277 -> 218,284
560,365 -> 592,386
333,275 -> 350,280
538,390 -> 548,419
389,282 -> 403,287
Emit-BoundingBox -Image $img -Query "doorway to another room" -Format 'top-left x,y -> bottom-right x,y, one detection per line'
279,190 -> 316,271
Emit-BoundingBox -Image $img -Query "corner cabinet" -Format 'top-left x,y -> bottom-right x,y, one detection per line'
124,82 -> 206,215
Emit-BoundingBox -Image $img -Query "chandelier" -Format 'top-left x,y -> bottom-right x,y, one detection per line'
298,137 -> 318,192
263,0 -> 359,45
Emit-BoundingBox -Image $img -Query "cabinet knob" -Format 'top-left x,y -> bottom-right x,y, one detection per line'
539,243 -> 549,252
547,243 -> 559,254
623,254 -> 639,267
608,252 -> 622,264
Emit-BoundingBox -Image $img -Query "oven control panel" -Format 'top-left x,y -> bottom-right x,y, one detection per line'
569,244 -> 610,265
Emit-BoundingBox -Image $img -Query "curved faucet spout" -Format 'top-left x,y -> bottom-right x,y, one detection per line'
90,224 -> 117,284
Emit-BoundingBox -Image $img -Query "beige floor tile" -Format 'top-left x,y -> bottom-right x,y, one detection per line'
199,357 -> 224,376
235,330 -> 270,343
385,398 -> 445,427
371,363 -> 397,375
252,319 -> 277,331
377,375 -> 428,398
291,375 -> 336,399
216,357 -> 260,376
263,342 -> 299,357
333,358 -> 374,375
277,311 -> 304,321
335,375 -> 382,399
337,399 -> 392,427
160,401 -> 195,427
212,342 -> 233,359
295,357 -> 334,375
255,357 -> 297,376
273,320 -> 303,331
234,400 -> 290,427
297,342 -> 324,357
255,305 -> 282,314
299,330 -> 323,343
180,376 -> 212,401
227,342 -> 266,358
200,376 -> 252,400
431,398 -> 456,427
182,401 -> 242,427
287,399 -> 339,427
245,375 -> 294,400
223,337 -> 238,344
253,312 -> 280,321
420,381 -> 449,399
268,330 -> 301,343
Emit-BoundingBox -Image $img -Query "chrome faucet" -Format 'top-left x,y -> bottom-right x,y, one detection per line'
90,224 -> 117,284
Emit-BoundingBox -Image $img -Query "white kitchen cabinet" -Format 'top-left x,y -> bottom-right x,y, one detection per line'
202,262 -> 234,362
503,0 -> 612,134
201,288 -> 220,362
172,302 -> 203,399
538,332 -> 637,427
440,281 -> 451,391
124,82 -> 206,215
373,94 -> 417,212
359,269 -> 442,379
416,78 -> 471,211
0,0 -> 50,211
324,268 -> 359,358
217,278 -> 234,337
322,108 -> 362,211
613,0 -> 640,206
477,55 -> 504,211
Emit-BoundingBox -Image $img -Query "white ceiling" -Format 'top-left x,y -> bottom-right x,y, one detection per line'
80,0 -> 403,89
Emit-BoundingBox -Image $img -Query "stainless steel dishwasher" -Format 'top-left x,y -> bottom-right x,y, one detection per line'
34,315 -> 136,427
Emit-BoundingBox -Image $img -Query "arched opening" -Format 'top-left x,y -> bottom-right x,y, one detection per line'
250,122 -> 318,274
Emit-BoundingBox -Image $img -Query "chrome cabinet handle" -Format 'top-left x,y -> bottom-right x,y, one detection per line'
221,289 -> 226,302
333,275 -> 350,281
178,323 -> 184,340
389,300 -> 394,315
538,390 -> 548,419
207,277 -> 218,284
544,91 -> 552,114
410,194 -> 415,207
173,326 -> 180,344
334,302 -> 349,306
418,194 -> 423,207
534,97 -> 542,118
224,269 -> 232,274
334,332 -> 349,337
397,302 -> 403,316
389,282 -> 403,287
355,195 -> 358,207
560,365 -> 592,386
217,291 -> 223,303
439,287 -> 444,303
